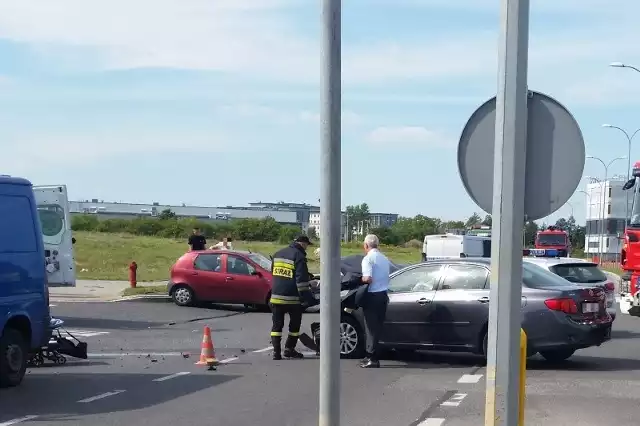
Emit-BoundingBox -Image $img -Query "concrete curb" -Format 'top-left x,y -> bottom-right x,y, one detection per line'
111,294 -> 171,303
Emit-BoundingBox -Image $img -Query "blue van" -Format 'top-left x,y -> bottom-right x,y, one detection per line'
0,176 -> 50,387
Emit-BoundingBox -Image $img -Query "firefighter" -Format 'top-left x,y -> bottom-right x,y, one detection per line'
270,235 -> 316,360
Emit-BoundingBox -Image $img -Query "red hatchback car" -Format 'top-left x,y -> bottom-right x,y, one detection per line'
168,249 -> 274,309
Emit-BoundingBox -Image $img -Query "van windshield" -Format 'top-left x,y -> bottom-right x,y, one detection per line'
536,233 -> 567,246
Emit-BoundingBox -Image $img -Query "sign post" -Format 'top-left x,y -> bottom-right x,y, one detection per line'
458,1 -> 585,425
484,0 -> 530,423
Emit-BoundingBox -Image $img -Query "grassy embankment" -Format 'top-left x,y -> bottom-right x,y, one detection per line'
73,231 -> 422,296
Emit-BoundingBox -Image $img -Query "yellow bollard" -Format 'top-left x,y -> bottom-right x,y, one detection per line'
519,328 -> 527,426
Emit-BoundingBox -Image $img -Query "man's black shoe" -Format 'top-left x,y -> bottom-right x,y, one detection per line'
360,359 -> 380,368
273,353 -> 282,360
284,349 -> 304,359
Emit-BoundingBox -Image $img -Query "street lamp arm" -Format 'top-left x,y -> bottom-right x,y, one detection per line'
587,156 -> 606,169
631,128 -> 640,142
608,125 -> 632,142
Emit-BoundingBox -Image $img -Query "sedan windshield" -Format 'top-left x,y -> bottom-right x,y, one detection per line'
248,253 -> 272,271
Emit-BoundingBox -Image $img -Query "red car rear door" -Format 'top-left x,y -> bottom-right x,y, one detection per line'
190,253 -> 228,302
224,254 -> 269,304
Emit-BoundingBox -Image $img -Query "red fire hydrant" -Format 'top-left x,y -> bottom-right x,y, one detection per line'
129,261 -> 138,288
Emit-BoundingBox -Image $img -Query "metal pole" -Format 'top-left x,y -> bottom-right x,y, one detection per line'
578,190 -> 591,255
319,1 -> 341,425
602,171 -> 608,263
484,0 -> 529,425
627,139 -> 631,227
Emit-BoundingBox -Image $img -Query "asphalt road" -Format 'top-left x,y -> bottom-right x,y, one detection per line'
1,301 -> 639,426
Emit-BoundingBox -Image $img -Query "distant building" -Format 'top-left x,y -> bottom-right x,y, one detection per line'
309,210 -> 399,241
70,199 -> 299,225
249,201 -> 319,230
583,179 -> 632,261
70,198 -> 400,238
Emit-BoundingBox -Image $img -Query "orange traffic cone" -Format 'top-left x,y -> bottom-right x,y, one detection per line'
195,326 -> 218,367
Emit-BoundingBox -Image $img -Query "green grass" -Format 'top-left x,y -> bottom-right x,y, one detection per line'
74,231 -> 423,281
600,264 -> 623,275
121,285 -> 167,297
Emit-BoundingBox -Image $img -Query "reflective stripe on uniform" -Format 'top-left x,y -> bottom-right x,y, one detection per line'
271,294 -> 299,301
288,332 -> 300,337
273,257 -> 295,279
270,297 -> 301,305
270,331 -> 282,337
296,281 -> 310,290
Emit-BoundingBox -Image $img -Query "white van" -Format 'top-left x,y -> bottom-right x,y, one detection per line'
33,185 -> 76,287
422,233 -> 491,261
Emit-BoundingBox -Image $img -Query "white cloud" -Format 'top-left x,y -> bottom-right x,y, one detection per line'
365,126 -> 452,148
0,129 -> 243,172
215,104 -> 364,126
0,0 -> 639,104
0,0 -> 315,80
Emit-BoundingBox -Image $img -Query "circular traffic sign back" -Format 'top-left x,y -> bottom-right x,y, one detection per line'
457,91 -> 585,220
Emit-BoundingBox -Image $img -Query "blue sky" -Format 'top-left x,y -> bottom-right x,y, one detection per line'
0,0 -> 639,224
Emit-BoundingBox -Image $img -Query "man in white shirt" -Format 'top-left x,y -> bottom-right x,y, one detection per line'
210,236 -> 234,250
360,234 -> 391,368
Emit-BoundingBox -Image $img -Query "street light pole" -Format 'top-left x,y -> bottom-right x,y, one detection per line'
566,201 -> 574,218
586,156 -> 627,263
602,124 -> 640,226
578,189 -> 592,254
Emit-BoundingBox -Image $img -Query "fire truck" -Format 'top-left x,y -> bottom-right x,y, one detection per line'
534,226 -> 570,257
619,161 -> 640,315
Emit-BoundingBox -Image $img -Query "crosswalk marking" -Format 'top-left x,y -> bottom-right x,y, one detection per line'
63,329 -> 110,338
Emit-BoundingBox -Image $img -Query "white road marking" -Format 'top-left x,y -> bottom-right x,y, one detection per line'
458,374 -> 483,384
65,329 -> 110,338
441,393 -> 467,407
418,418 -> 445,426
301,351 -> 318,357
253,346 -> 273,353
0,416 -> 39,426
218,357 -> 239,364
49,304 -> 57,307
88,352 -> 183,357
78,390 -> 126,403
153,372 -> 191,382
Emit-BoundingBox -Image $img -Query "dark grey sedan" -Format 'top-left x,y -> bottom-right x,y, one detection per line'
338,258 -> 612,362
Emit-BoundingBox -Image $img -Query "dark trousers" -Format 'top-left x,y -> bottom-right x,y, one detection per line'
362,290 -> 389,361
270,304 -> 303,353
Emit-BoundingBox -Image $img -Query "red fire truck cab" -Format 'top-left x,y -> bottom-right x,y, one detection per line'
534,226 -> 570,257
619,160 -> 640,315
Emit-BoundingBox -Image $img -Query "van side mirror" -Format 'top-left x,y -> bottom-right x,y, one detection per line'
72,237 -> 76,245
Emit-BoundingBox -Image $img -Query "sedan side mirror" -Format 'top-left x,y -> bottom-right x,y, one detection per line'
251,271 -> 262,277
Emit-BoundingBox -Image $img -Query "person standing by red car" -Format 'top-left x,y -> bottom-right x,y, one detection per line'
188,227 -> 207,251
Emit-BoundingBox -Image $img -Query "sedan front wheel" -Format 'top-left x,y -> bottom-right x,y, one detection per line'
339,315 -> 365,359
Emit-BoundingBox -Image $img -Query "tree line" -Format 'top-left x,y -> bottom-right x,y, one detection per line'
71,212 -> 302,244
340,204 -> 586,254
71,205 -> 586,251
